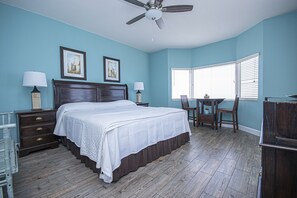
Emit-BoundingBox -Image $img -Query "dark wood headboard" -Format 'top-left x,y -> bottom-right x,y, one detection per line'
53,80 -> 128,109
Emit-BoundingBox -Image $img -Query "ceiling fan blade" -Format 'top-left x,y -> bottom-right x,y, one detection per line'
155,18 -> 165,29
162,5 -> 193,12
126,13 -> 146,25
123,0 -> 147,8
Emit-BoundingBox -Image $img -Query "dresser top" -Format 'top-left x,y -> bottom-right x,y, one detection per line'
15,109 -> 56,114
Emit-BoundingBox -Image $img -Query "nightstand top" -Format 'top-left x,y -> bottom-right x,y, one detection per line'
15,108 -> 56,114
136,102 -> 149,107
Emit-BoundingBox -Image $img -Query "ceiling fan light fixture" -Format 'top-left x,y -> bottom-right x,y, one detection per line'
145,9 -> 162,21
125,0 -> 194,30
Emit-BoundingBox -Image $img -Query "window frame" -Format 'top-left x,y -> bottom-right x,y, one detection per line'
236,53 -> 259,101
170,53 -> 259,101
192,61 -> 237,100
171,68 -> 192,100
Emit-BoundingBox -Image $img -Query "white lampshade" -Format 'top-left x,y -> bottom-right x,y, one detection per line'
134,82 -> 144,91
23,71 -> 47,87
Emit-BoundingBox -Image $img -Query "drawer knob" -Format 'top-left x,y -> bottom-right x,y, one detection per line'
36,127 -> 43,131
36,137 -> 43,141
36,117 -> 43,121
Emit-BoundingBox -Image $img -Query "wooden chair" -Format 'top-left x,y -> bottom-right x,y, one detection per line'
180,95 -> 197,126
217,95 -> 239,133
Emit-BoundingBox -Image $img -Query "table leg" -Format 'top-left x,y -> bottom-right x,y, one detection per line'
193,109 -> 195,127
215,114 -> 218,130
215,101 -> 218,130
196,99 -> 199,127
211,101 -> 214,129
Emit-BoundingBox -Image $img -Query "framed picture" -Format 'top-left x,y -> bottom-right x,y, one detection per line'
103,56 -> 120,82
60,46 -> 86,80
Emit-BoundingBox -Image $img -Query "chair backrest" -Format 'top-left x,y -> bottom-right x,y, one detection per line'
233,95 -> 239,111
180,95 -> 189,109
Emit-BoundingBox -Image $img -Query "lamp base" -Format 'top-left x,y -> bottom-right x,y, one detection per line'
31,86 -> 41,110
136,91 -> 142,103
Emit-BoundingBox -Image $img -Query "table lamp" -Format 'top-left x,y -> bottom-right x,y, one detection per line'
23,71 -> 47,110
134,82 -> 144,103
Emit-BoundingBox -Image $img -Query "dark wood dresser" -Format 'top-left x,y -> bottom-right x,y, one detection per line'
258,98 -> 297,198
16,109 -> 59,157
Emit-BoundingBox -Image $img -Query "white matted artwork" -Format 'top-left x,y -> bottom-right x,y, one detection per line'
103,56 -> 120,82
60,46 -> 86,80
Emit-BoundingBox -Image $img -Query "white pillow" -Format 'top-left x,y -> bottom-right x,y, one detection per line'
58,100 -> 136,112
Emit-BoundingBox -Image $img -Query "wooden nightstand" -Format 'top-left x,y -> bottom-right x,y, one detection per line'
16,109 -> 59,157
136,102 -> 149,107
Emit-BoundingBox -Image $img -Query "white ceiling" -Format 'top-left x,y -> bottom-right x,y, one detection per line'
1,0 -> 297,52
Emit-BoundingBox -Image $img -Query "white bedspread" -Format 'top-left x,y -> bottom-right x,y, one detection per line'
54,100 -> 191,183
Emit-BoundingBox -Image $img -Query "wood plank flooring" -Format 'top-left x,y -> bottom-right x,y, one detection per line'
13,126 -> 261,198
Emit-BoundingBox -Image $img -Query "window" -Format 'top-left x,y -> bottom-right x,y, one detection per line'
193,63 -> 236,99
237,55 -> 259,99
171,54 -> 259,100
171,69 -> 191,99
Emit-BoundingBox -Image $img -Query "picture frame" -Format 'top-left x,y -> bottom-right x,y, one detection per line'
60,46 -> 86,80
103,56 -> 120,82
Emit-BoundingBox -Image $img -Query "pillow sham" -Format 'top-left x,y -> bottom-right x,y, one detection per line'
57,100 -> 136,113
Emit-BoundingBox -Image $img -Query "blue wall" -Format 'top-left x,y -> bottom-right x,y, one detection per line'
149,49 -> 169,107
263,11 -> 297,97
191,38 -> 236,67
149,49 -> 193,108
0,3 -> 150,113
235,23 -> 264,130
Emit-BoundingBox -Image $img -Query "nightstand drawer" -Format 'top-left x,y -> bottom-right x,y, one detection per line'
21,134 -> 57,148
21,123 -> 55,137
20,111 -> 55,126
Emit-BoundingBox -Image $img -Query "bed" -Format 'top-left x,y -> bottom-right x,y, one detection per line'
52,80 -> 190,183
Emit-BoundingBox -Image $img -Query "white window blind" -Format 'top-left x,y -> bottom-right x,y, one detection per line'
171,69 -> 191,99
238,55 -> 259,99
193,63 -> 236,99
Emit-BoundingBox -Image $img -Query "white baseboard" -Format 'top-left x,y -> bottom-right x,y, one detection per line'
221,124 -> 260,136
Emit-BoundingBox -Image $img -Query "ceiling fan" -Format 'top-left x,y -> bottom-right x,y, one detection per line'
124,0 -> 193,29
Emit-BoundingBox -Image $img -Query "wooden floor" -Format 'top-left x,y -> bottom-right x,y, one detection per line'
13,126 -> 261,198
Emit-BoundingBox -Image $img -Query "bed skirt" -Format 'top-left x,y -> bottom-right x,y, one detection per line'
61,132 -> 190,182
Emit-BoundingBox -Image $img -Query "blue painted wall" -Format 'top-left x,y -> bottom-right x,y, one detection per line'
149,48 -> 193,108
191,38 -> 236,67
168,49 -> 192,67
263,11 -> 297,97
0,3 -> 150,113
149,49 -> 169,107
236,23 -> 264,130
